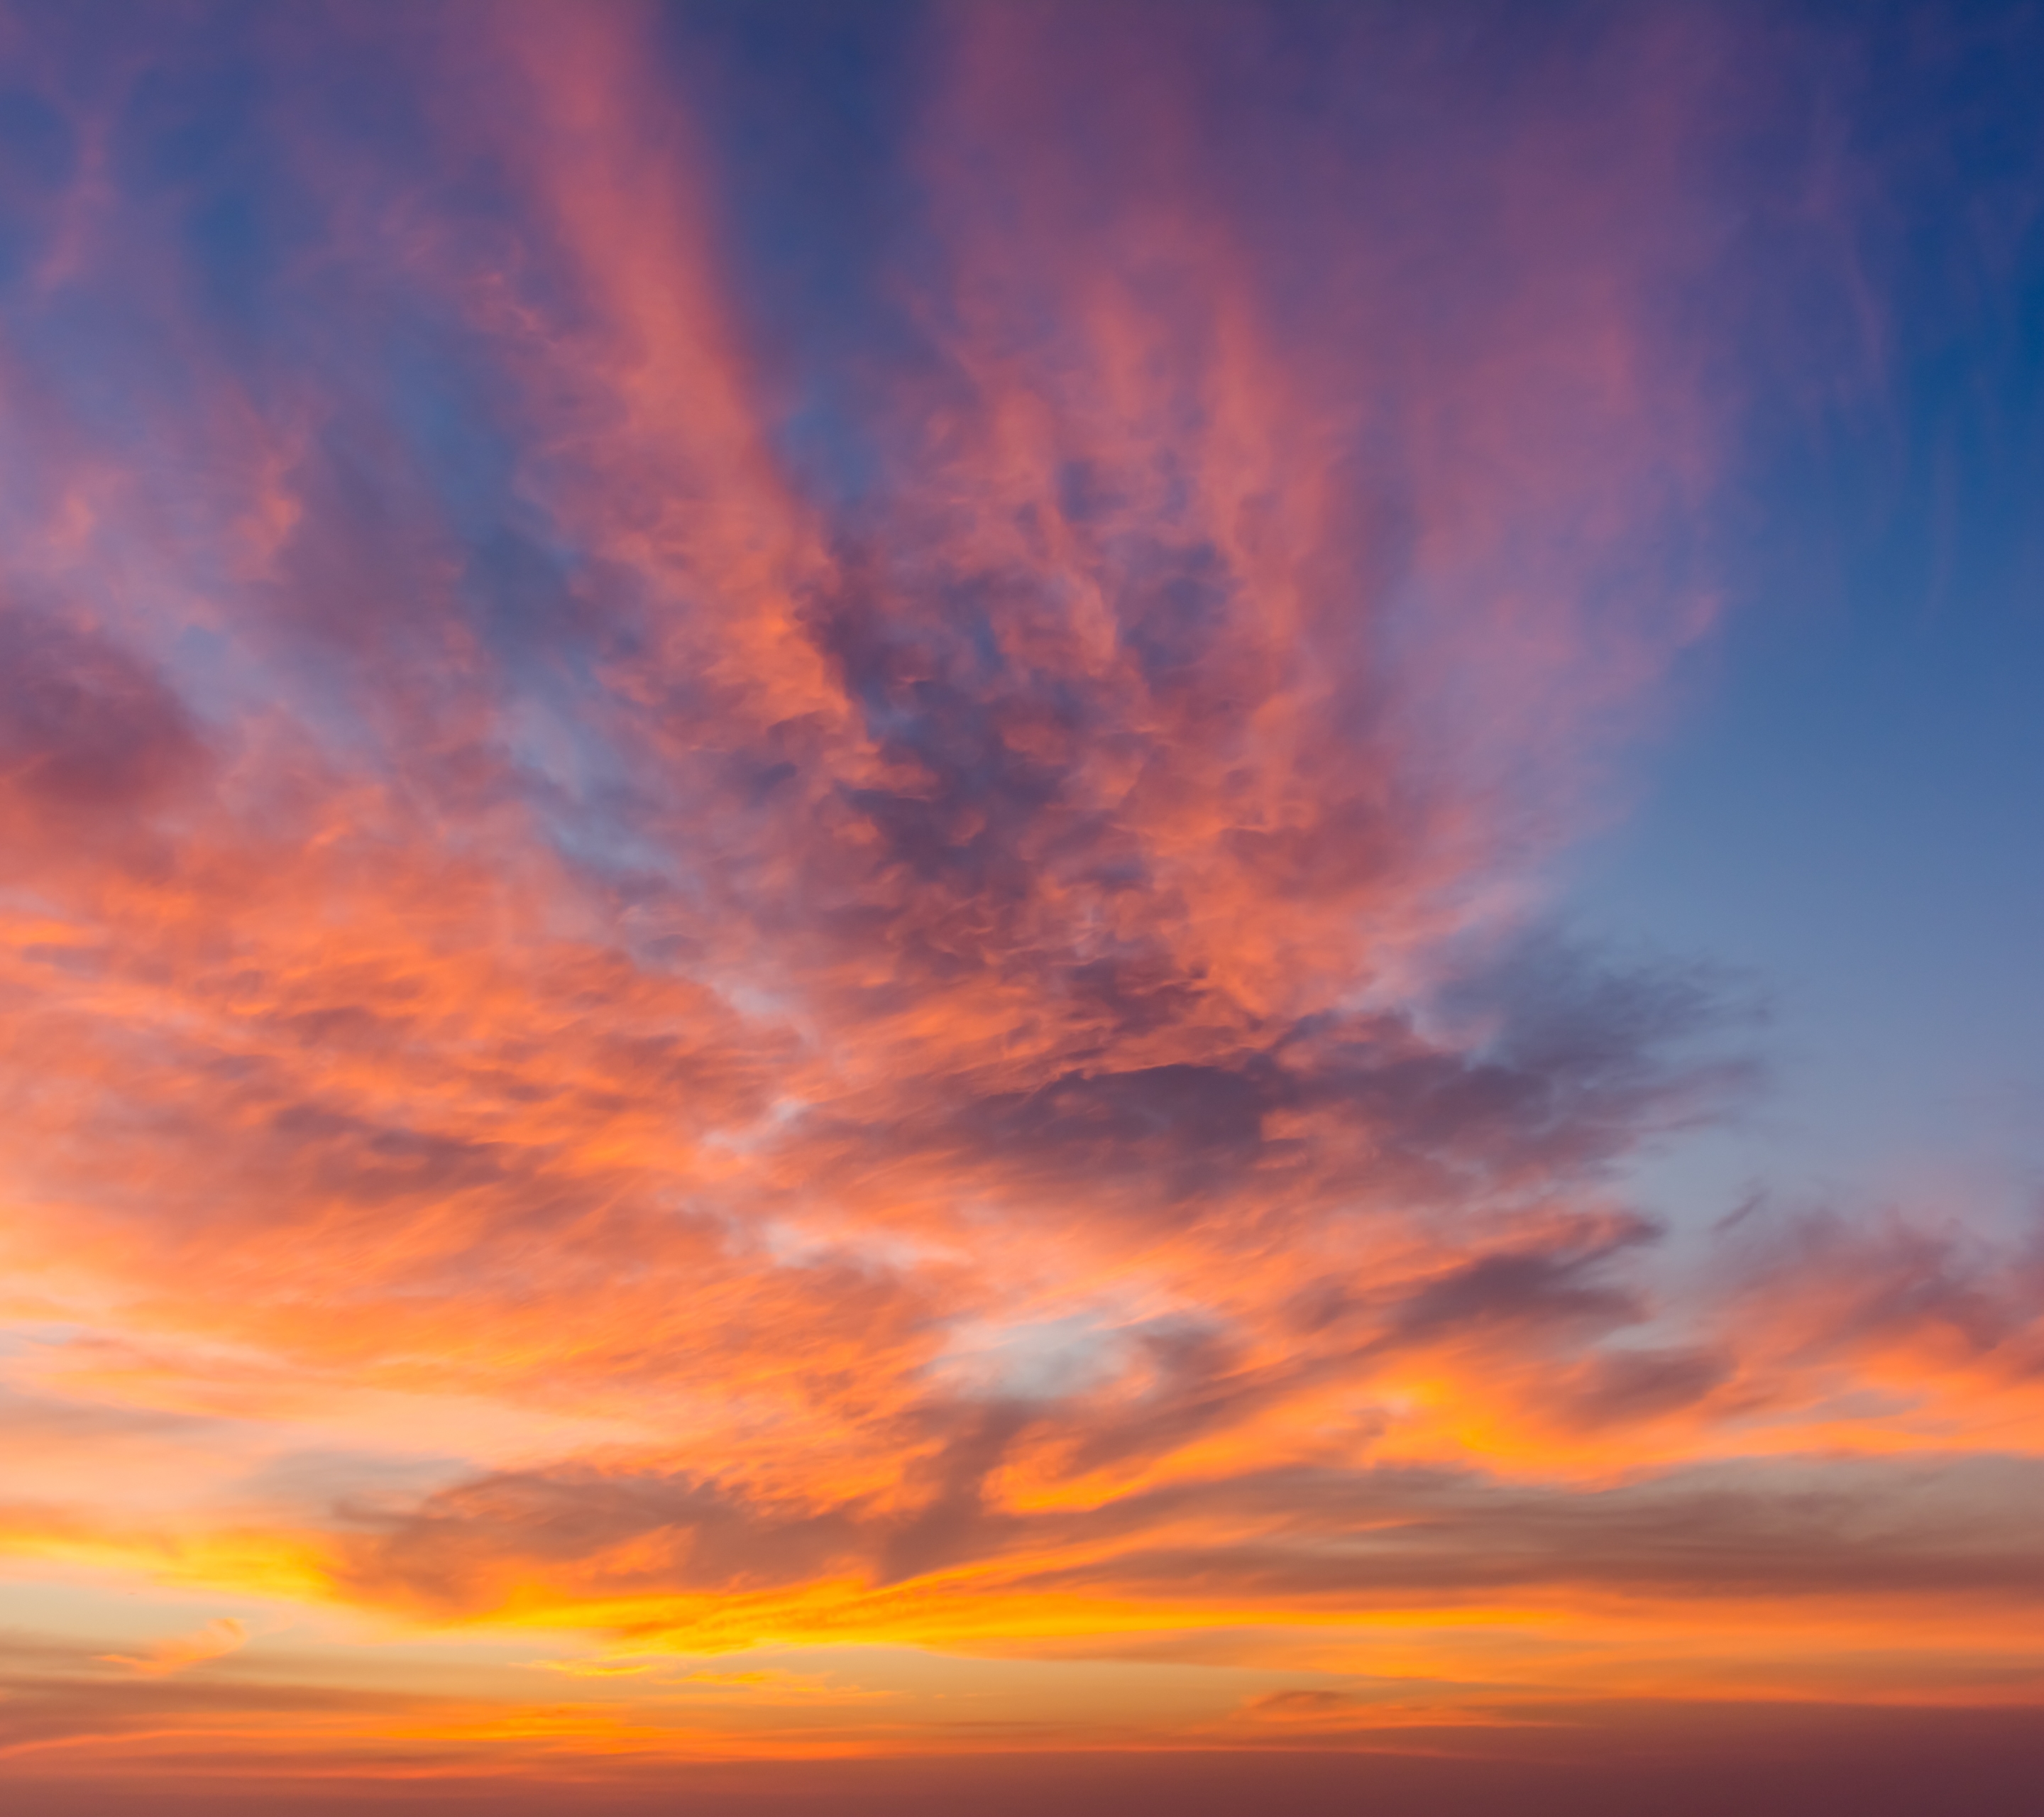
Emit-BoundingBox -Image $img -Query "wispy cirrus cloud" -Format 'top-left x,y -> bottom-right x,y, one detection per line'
99,1619 -> 248,1679
0,0 -> 2038,1797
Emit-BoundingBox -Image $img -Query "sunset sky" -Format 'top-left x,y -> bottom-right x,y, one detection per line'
4,4 -> 2043,1812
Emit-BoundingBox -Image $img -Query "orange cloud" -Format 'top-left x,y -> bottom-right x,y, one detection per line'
0,1 -> 2036,1801
99,1618 -> 249,1679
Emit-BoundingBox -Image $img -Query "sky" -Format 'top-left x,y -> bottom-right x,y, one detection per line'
1,3 -> 2042,1813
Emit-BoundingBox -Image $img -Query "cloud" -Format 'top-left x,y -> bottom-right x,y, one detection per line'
0,0 -> 2035,1784
99,1618 -> 248,1678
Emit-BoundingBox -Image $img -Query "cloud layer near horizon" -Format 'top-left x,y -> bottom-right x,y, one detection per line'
2,0 -> 2041,1789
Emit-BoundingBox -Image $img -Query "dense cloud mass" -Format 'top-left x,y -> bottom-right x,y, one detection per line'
0,0 -> 2040,1803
